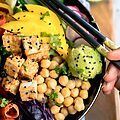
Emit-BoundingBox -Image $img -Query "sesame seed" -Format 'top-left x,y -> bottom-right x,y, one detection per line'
31,10 -> 34,12
76,64 -> 78,67
93,62 -> 96,64
17,17 -> 20,20
84,59 -> 86,62
23,15 -> 26,17
26,92 -> 28,94
60,23 -> 62,26
92,67 -> 94,70
7,40 -> 10,43
24,86 -> 26,88
29,46 -> 32,49
21,27 -> 23,29
17,29 -> 20,31
8,46 -> 10,48
89,62 -> 91,64
49,23 -> 51,25
13,70 -> 15,72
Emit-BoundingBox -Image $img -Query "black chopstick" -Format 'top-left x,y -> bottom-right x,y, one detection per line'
39,0 -> 120,69
49,0 -> 118,50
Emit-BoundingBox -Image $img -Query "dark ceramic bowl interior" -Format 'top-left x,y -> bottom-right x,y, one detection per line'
64,1 -> 106,120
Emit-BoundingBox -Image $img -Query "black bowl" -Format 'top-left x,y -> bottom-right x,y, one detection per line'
64,1 -> 106,120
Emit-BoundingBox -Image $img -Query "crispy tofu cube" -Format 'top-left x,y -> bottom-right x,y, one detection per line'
22,35 -> 41,56
27,43 -> 50,61
19,80 -> 37,101
2,76 -> 20,95
4,56 -> 25,78
19,59 -> 39,79
2,33 -> 22,54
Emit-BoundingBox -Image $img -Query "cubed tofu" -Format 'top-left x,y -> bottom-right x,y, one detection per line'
2,33 -> 22,54
19,80 -> 37,101
2,76 -> 20,95
19,59 -> 39,79
22,35 -> 41,56
27,43 -> 50,61
4,55 -> 25,78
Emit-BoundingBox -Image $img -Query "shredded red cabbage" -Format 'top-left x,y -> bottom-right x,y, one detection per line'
16,100 -> 54,120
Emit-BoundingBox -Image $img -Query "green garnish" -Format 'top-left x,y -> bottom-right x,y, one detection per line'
0,96 -> 8,107
40,11 -> 50,20
40,32 -> 52,37
55,63 -> 68,75
49,49 -> 57,56
50,34 -> 61,50
66,40 -> 74,48
23,64 -> 28,72
48,92 -> 58,99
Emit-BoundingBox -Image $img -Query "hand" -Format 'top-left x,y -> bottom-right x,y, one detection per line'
102,48 -> 120,94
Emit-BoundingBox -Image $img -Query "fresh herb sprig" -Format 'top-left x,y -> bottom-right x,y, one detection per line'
0,95 -> 9,107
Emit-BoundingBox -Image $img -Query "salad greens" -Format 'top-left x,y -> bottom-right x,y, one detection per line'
0,95 -> 9,107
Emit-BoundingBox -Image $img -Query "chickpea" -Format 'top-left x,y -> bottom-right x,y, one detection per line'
45,77 -> 51,83
45,88 -> 52,95
79,90 -> 88,99
41,59 -> 51,68
61,107 -> 68,117
37,83 -> 47,94
61,87 -> 70,98
66,80 -> 75,89
54,113 -> 65,120
68,105 -> 77,115
59,76 -> 68,86
51,105 -> 60,114
75,79 -> 82,88
55,92 -> 64,104
55,85 -> 62,93
34,75 -> 44,84
64,96 -> 73,107
47,78 -> 57,89
81,81 -> 91,90
49,60 -> 59,70
71,88 -> 79,98
40,68 -> 49,78
74,100 -> 85,112
37,93 -> 45,101
53,56 -> 63,64
74,97 -> 83,103
49,70 -> 58,79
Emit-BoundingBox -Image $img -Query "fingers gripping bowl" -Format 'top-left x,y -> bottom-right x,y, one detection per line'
0,1 -> 106,120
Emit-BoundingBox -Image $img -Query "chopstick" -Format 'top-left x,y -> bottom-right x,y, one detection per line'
48,0 -> 118,50
40,0 -> 120,69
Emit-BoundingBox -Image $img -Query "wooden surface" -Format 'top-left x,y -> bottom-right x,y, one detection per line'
86,0 -> 117,120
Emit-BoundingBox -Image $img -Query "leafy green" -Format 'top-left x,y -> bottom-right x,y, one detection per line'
55,63 -> 68,75
23,64 -> 28,72
48,92 -> 58,99
49,49 -> 58,56
40,11 -> 50,20
50,34 -> 61,50
40,32 -> 52,37
67,40 -> 74,48
0,96 -> 9,107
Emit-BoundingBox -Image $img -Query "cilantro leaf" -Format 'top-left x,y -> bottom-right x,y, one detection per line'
40,11 -> 50,20
40,32 -> 52,37
0,96 -> 8,107
48,92 -> 58,99
55,63 -> 68,75
50,34 -> 61,50
49,49 -> 58,56
23,64 -> 28,72
66,40 -> 74,48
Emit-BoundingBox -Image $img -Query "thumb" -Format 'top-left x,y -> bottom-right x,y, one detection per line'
107,48 -> 120,60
